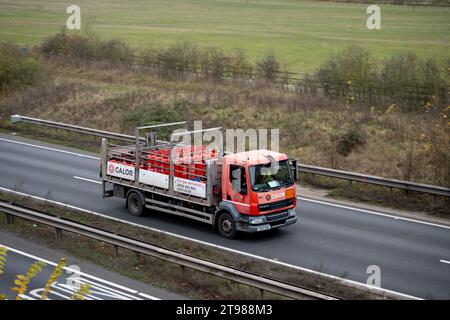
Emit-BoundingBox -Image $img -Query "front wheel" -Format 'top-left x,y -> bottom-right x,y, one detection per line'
126,191 -> 144,217
217,212 -> 237,239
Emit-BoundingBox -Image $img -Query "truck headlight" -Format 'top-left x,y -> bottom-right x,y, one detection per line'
249,216 -> 265,224
288,209 -> 296,217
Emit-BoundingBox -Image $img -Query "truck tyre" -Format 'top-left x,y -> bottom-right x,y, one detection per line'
217,212 -> 237,239
126,190 -> 144,217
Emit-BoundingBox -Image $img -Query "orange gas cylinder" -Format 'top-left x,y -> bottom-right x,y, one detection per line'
172,146 -> 183,160
194,160 -> 206,180
161,156 -> 170,175
183,145 -> 193,157
193,145 -> 203,157
161,148 -> 170,157
175,163 -> 188,179
153,156 -> 162,173
187,155 -> 200,180
147,154 -> 155,171
185,158 -> 195,180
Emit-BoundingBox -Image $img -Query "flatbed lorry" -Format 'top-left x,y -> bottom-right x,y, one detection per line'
100,122 -> 298,238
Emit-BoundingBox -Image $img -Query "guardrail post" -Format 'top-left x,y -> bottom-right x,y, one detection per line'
260,288 -> 264,300
5,213 -> 15,225
55,227 -> 63,240
136,252 -> 145,265
348,180 -> 352,191
431,195 -> 436,209
113,245 -> 119,257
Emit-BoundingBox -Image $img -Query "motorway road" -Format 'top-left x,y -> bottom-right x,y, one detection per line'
0,231 -> 185,300
0,134 -> 449,299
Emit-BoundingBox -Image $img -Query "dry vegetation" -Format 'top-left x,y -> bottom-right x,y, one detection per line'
0,34 -> 448,213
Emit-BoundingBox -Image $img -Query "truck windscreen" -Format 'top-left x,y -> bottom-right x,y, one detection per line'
249,160 -> 293,192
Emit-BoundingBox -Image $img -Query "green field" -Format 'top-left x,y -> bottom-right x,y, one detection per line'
0,0 -> 449,71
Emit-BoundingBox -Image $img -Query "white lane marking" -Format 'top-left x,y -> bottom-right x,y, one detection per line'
0,186 -> 421,300
73,174 -> 450,231
1,136 -> 447,231
73,176 -> 101,184
0,244 -> 159,300
440,259 -> 450,265
64,179 -> 450,231
298,197 -> 450,231
0,137 -> 99,160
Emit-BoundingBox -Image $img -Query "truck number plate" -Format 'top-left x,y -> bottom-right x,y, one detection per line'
256,224 -> 271,232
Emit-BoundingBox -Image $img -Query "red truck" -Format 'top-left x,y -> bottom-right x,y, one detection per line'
100,123 -> 298,238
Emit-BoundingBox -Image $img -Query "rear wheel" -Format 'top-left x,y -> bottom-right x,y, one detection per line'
217,212 -> 237,239
127,191 -> 144,217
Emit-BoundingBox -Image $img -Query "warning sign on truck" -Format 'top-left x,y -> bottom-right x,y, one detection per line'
173,177 -> 206,198
107,161 -> 135,180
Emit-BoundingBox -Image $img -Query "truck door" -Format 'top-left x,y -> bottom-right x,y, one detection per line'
227,164 -> 250,214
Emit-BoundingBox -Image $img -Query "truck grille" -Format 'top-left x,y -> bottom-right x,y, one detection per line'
258,198 -> 294,212
267,211 -> 289,221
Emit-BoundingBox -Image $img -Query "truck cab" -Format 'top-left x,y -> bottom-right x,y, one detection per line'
216,150 -> 297,238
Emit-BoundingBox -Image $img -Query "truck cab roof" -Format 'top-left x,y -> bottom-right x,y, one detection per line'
223,149 -> 288,166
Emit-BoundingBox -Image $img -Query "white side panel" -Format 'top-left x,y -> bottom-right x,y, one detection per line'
139,169 -> 169,189
173,177 -> 206,198
107,161 -> 135,180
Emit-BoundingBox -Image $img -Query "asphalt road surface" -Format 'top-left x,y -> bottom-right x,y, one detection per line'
0,134 -> 449,299
0,230 -> 185,300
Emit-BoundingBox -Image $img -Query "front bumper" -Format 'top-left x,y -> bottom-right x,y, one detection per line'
236,208 -> 298,233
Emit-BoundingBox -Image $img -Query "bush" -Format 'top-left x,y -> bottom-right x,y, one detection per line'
155,42 -> 199,77
256,53 -> 280,81
228,49 -> 252,78
41,30 -> 97,60
336,127 -> 366,157
201,47 -> 230,81
380,52 -> 448,111
142,43 -> 253,81
99,39 -> 135,64
316,45 -> 375,100
40,30 -> 134,64
0,44 -> 43,92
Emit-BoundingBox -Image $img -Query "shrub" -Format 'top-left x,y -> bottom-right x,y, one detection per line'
99,38 -> 135,64
154,42 -> 200,78
316,45 -> 376,100
40,30 -> 134,64
228,49 -> 252,78
201,47 -> 229,81
336,127 -> 367,157
41,30 -> 97,60
256,53 -> 280,82
0,43 -> 43,92
380,52 -> 448,111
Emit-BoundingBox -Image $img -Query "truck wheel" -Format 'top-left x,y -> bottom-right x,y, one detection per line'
217,212 -> 237,239
127,191 -> 144,217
